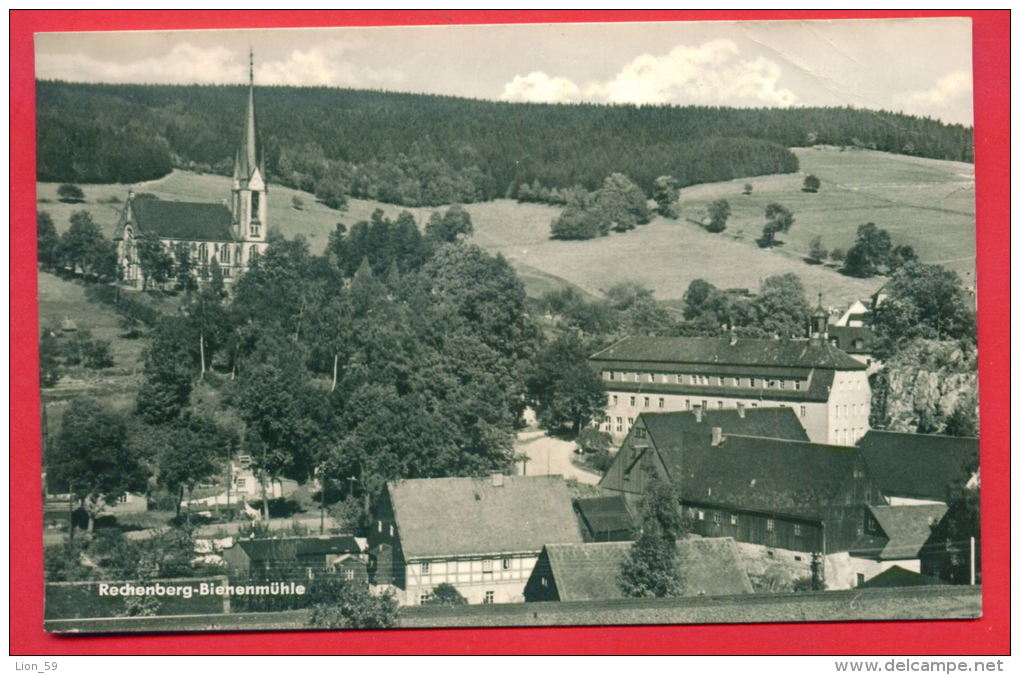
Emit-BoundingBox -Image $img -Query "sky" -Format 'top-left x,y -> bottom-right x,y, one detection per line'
35,17 -> 974,126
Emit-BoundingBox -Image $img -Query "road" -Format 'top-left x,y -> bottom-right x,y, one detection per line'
514,430 -> 601,485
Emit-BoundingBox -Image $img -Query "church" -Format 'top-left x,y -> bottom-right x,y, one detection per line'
115,53 -> 269,287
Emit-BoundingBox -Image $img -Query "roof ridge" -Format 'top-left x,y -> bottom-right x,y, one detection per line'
864,429 -> 979,441
723,433 -> 858,450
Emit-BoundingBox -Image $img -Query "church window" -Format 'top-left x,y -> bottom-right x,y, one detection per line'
251,191 -> 260,216
220,245 -> 231,264
198,243 -> 208,263
249,246 -> 260,264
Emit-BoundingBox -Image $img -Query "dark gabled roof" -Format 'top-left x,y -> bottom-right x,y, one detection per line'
574,495 -> 636,539
388,476 -> 583,559
860,565 -> 942,588
640,408 -> 810,450
852,505 -> 948,560
127,198 -> 236,242
675,434 -> 866,516
828,326 -> 877,354
591,336 -> 865,371
857,431 -> 978,502
237,535 -> 361,562
542,538 -> 753,601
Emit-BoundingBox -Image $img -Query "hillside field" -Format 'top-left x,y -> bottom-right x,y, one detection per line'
36,146 -> 975,308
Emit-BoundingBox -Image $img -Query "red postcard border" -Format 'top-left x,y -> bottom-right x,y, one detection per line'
9,9 -> 1010,656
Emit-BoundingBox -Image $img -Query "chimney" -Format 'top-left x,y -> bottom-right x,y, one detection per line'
693,405 -> 703,423
491,473 -> 504,487
711,427 -> 724,446
736,402 -> 745,418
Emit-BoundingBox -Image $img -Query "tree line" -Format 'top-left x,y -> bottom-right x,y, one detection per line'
38,81 -> 972,205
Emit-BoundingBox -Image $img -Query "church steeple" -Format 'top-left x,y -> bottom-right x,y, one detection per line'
231,49 -> 266,244
811,293 -> 828,340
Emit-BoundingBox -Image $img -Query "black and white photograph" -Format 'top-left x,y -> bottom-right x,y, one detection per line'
34,17 -> 981,633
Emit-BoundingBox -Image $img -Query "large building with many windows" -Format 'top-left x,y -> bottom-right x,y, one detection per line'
115,53 -> 268,287
590,323 -> 870,445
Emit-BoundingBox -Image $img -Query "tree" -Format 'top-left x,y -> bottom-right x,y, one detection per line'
549,204 -> 609,240
47,398 -> 148,532
808,236 -> 828,263
591,173 -> 651,232
705,199 -> 730,233
742,183 -> 753,196
58,211 -> 104,274
620,476 -> 686,598
306,579 -> 399,629
40,331 -> 62,387
135,233 -> 174,290
760,203 -> 794,247
841,222 -> 893,278
872,263 -> 976,351
175,244 -> 198,294
421,583 -> 467,606
527,333 -> 607,434
57,183 -> 85,202
652,175 -> 680,218
292,196 -> 304,210
315,175 -> 348,210
38,211 -> 60,267
753,273 -> 811,338
150,413 -> 224,519
802,174 -> 821,193
830,247 -> 846,263
425,204 -> 473,244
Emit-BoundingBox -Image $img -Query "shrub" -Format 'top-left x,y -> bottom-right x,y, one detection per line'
802,174 -> 821,193
421,583 -> 467,606
57,184 -> 85,202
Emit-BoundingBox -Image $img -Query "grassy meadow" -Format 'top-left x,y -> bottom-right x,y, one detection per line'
36,145 -> 975,309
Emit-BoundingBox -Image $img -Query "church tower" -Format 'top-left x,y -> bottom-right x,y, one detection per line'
232,50 -> 267,245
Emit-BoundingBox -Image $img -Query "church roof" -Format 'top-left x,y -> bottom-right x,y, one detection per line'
590,336 -> 865,371
128,199 -> 236,242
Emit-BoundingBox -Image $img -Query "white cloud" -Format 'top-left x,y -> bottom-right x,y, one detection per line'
35,40 -> 405,88
499,39 -> 797,108
895,69 -> 972,119
499,71 -> 581,103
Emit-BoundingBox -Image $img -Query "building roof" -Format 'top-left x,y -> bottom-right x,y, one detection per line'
574,495 -> 636,540
602,369 -> 835,403
542,538 -> 753,601
673,434 -> 867,516
827,326 -> 877,355
236,535 -> 361,562
640,408 -> 810,449
127,198 -> 236,242
388,475 -> 583,559
857,431 -> 978,502
591,336 -> 865,371
860,565 -> 942,589
852,504 -> 948,560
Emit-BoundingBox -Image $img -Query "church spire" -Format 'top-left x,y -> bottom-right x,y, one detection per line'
237,48 -> 259,182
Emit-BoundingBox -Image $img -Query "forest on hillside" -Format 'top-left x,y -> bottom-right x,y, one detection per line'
37,81 -> 973,206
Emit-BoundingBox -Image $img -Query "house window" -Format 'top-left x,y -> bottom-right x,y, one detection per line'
629,396 -> 636,407
345,569 -> 355,581
608,371 -> 615,380
718,401 -> 724,409
634,428 -> 645,439
236,478 -> 246,488
377,521 -> 382,533
627,418 -> 634,428
730,514 -> 738,526
482,559 -> 493,573
800,406 -> 807,418
793,524 -> 802,536
421,562 -> 431,575
701,400 -> 708,411
697,510 -> 705,521
616,417 -> 623,432
658,398 -> 664,408
768,380 -> 776,389
750,378 -> 757,388
751,402 -> 758,408
779,380 -> 785,390
502,558 -> 511,570
389,525 -> 394,537
483,591 -> 494,604
649,373 -> 655,383
644,397 -> 650,408
795,380 -> 801,390
420,594 -> 430,605
713,513 -> 722,525
541,577 -> 548,588
766,519 -> 775,532
685,400 -> 691,410
612,395 -> 618,406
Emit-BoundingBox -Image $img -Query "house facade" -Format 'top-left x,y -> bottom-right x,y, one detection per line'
368,475 -> 583,606
115,52 -> 269,287
591,328 -> 870,445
